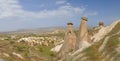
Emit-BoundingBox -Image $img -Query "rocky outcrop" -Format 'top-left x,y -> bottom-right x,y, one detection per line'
76,17 -> 91,50
92,20 -> 120,42
65,19 -> 120,61
59,22 -> 76,59
12,52 -> 24,60
51,44 -> 63,52
50,18 -> 120,61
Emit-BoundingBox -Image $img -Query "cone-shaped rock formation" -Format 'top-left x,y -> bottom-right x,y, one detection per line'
76,17 -> 91,49
59,22 -> 76,58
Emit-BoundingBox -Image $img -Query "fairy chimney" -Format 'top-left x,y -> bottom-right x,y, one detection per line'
59,22 -> 76,57
99,22 -> 104,28
76,17 -> 91,49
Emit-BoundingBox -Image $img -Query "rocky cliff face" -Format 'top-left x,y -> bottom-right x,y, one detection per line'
57,19 -> 120,61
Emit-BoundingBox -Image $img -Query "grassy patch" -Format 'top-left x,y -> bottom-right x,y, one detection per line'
105,35 -> 119,52
108,22 -> 120,35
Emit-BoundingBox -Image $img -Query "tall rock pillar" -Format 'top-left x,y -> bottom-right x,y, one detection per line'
59,22 -> 76,58
76,17 -> 91,49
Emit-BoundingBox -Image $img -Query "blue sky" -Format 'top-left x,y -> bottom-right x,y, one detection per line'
0,0 -> 120,32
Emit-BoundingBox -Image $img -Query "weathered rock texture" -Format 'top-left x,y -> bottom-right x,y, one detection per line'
99,22 -> 104,27
66,19 -> 120,61
76,17 -> 91,49
59,22 -> 76,58
92,20 -> 120,42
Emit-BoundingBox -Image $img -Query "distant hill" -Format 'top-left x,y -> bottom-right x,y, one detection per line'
0,26 -> 66,34
0,26 -> 81,35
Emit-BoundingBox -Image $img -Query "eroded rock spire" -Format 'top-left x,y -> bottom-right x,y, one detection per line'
76,17 -> 91,49
59,22 -> 76,59
99,22 -> 104,28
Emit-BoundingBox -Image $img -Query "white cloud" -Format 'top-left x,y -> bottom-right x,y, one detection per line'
0,0 -> 99,31
0,0 -> 97,23
0,0 -> 86,21
83,12 -> 98,17
0,0 -> 24,19
55,0 -> 66,5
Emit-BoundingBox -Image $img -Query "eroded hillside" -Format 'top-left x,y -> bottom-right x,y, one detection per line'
0,19 -> 120,61
58,20 -> 120,61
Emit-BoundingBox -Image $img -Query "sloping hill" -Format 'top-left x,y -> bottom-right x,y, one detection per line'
63,20 -> 120,61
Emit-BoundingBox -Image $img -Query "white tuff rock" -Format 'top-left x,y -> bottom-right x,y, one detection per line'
51,44 -> 63,52
92,20 -> 120,42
